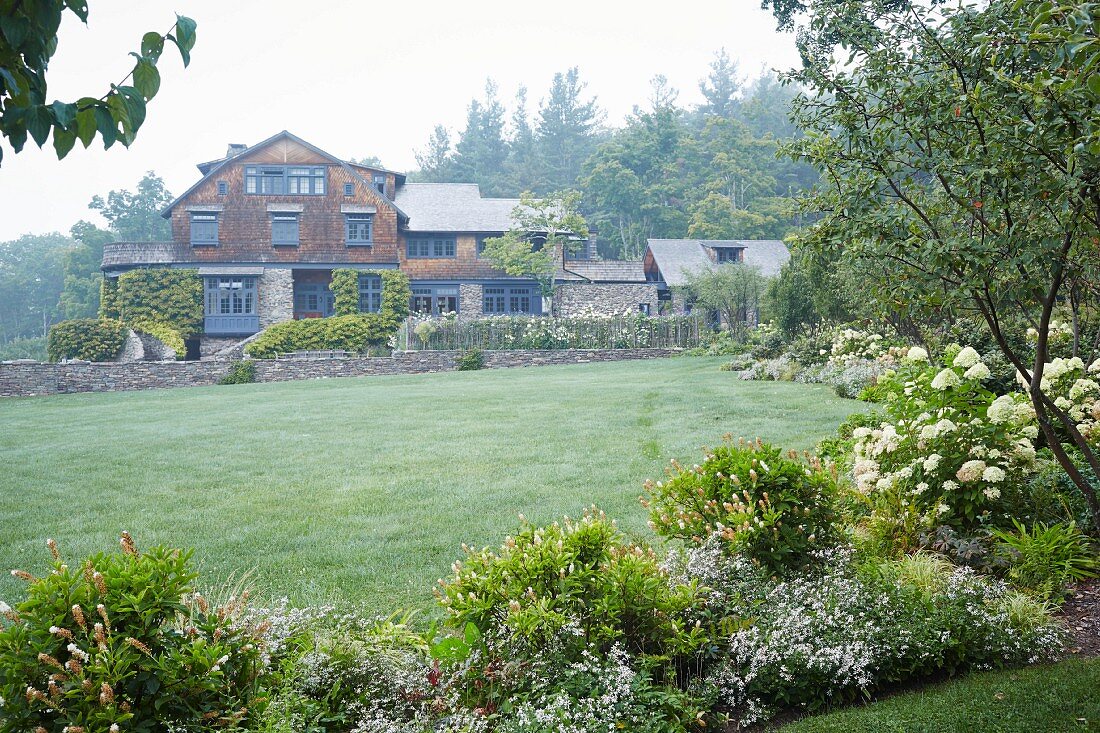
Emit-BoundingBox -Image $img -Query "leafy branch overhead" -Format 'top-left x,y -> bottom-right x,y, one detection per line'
480,190 -> 589,295
0,3 -> 196,165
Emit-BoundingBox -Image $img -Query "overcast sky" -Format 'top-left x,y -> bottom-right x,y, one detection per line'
0,0 -> 798,242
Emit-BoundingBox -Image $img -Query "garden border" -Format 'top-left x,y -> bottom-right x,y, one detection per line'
0,348 -> 681,397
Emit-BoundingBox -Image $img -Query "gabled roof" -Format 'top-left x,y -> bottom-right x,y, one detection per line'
645,239 -> 790,286
557,260 -> 647,283
161,130 -> 409,221
394,183 -> 520,233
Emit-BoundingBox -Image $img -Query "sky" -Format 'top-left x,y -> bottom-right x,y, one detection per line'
0,0 -> 799,242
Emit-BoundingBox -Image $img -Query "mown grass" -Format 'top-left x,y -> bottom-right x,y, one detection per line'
0,357 -> 859,612
777,658 -> 1100,732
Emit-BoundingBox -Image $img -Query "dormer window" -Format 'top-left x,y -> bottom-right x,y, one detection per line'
373,173 -> 385,195
715,247 -> 743,264
245,166 -> 325,195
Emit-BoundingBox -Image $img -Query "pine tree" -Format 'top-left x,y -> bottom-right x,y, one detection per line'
699,48 -> 741,119
453,79 -> 510,196
536,68 -> 603,190
413,125 -> 456,182
505,86 -> 541,194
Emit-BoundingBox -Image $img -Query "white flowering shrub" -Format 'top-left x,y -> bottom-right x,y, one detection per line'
848,346 -> 1038,553
1018,355 -> 1100,447
702,552 -> 1062,726
827,327 -> 900,366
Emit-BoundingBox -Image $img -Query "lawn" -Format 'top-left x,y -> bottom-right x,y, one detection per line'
0,356 -> 860,612
777,658 -> 1100,732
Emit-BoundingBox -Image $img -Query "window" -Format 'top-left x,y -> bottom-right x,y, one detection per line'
271,212 -> 300,245
358,274 -> 382,313
293,283 -> 334,317
410,285 -> 459,315
484,285 -> 538,314
407,237 -> 456,258
716,247 -> 743,264
373,173 -> 386,195
344,182 -> 354,196
476,235 -> 496,256
564,241 -> 590,260
204,277 -> 256,316
217,180 -> 228,195
638,303 -> 652,315
190,212 -> 218,246
345,213 -> 373,245
245,166 -> 326,195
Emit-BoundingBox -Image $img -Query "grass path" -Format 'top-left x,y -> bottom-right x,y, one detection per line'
0,357 -> 859,611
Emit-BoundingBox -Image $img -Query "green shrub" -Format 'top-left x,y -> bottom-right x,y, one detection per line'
98,277 -> 120,320
0,336 -> 47,361
218,360 -> 256,385
46,319 -> 128,362
455,348 -> 484,371
992,520 -> 1098,602
643,438 -> 839,574
116,269 -> 203,336
244,314 -> 395,359
378,270 -> 411,326
439,509 -> 709,660
0,534 -> 265,732
129,319 -> 185,360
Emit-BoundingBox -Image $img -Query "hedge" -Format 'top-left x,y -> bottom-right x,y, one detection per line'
99,277 -> 121,320
116,269 -> 203,336
130,319 -> 185,360
47,319 -> 129,362
331,269 -> 360,317
244,314 -> 394,359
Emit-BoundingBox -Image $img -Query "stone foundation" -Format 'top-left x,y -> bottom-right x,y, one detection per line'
0,348 -> 681,397
199,336 -> 243,358
554,283 -> 659,317
459,283 -> 482,317
259,267 -> 294,327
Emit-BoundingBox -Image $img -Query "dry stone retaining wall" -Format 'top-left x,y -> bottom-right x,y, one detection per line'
0,348 -> 680,397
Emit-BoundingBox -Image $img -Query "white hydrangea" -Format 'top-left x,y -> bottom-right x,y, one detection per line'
931,368 -> 962,390
923,454 -> 942,472
957,459 -> 986,483
906,346 -> 929,362
982,466 -> 1006,483
942,480 -> 959,492
983,487 -> 1002,500
987,395 -> 1016,424
964,362 -> 991,380
952,347 -> 981,369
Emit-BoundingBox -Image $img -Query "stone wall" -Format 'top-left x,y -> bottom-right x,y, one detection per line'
199,336 -> 242,358
0,348 -> 680,398
259,267 -> 294,327
459,283 -> 482,318
554,283 -> 659,317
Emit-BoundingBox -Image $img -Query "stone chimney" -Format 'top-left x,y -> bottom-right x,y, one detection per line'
225,143 -> 248,158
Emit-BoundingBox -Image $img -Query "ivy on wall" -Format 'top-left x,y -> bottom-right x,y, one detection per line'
116,268 -> 203,336
330,269 -> 360,317
330,268 -> 411,326
99,277 -> 121,320
47,319 -> 129,362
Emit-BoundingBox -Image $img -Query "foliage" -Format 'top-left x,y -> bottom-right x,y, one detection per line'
480,190 -> 589,296
46,318 -> 128,362
992,520 -> 1098,602
455,348 -> 485,371
0,335 -> 46,361
59,222 -> 112,321
0,533 -> 264,732
129,319 -> 184,360
0,232 -> 70,341
682,264 -> 767,337
88,172 -> 173,241
695,549 -> 1062,726
329,268 -> 360,317
644,437 -> 838,574
98,273 -> 121,320
116,269 -> 203,337
0,5 -> 196,163
377,270 -> 411,327
783,0 -> 1100,526
765,252 -> 859,336
438,509 -> 708,661
244,314 -> 395,359
218,360 -> 256,385
408,312 -> 701,351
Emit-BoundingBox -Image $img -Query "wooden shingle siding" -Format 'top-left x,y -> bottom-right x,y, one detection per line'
398,233 -> 520,281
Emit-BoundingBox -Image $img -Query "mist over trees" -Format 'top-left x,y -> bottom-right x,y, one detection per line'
410,53 -> 816,258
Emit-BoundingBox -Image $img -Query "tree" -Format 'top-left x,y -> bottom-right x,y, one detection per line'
89,171 -> 173,241
480,190 -> 589,298
0,233 -> 71,341
413,125 -> 456,182
699,48 -> 742,119
777,0 -> 1100,525
58,221 -> 113,319
349,155 -> 385,168
453,79 -> 510,196
683,264 -> 767,337
505,86 -> 541,194
0,4 -> 196,165
536,68 -> 604,189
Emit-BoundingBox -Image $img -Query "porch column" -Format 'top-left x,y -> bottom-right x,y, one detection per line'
258,268 -> 294,328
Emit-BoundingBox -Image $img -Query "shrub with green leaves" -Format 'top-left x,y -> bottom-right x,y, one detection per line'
438,509 -> 708,661
993,520 -> 1098,602
218,360 -> 256,385
116,269 -> 203,336
455,348 -> 484,371
130,319 -> 184,360
46,319 -> 129,362
244,314 -> 395,359
644,438 -> 839,574
0,534 -> 265,732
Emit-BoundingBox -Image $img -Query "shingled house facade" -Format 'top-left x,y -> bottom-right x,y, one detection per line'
102,131 -> 787,355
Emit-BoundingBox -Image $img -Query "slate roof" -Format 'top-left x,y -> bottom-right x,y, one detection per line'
394,183 -> 519,233
646,239 -> 790,286
557,260 -> 647,283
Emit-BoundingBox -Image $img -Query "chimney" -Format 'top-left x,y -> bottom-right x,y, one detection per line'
226,143 -> 247,158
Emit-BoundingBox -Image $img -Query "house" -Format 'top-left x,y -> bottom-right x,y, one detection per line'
643,238 -> 790,316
